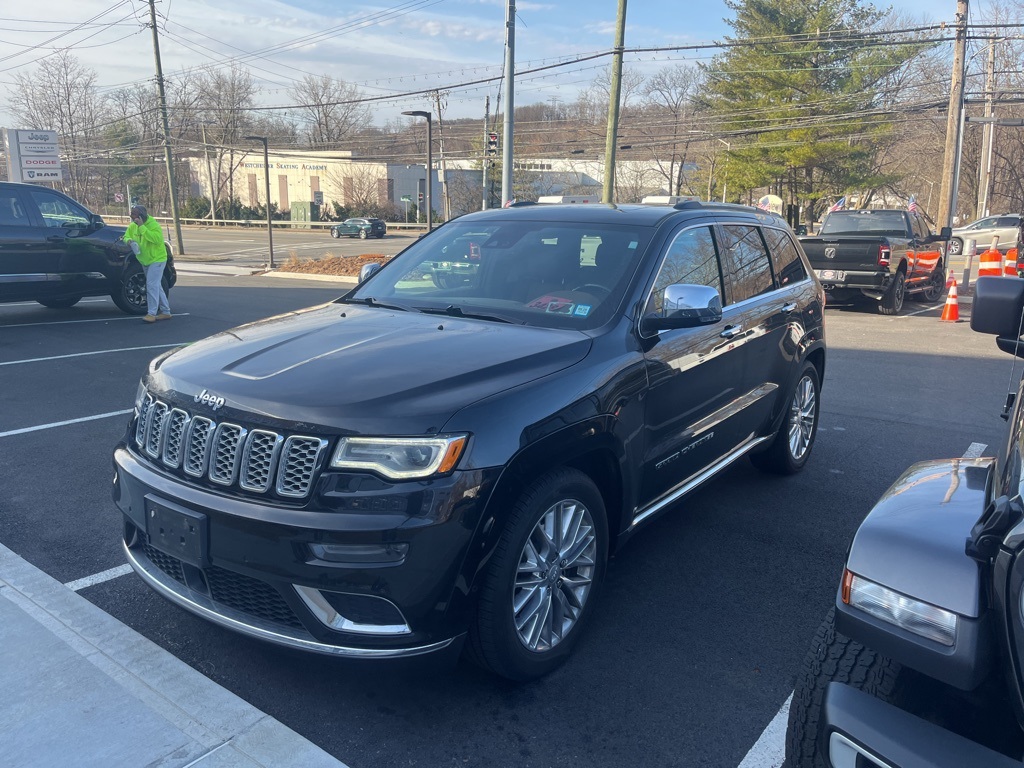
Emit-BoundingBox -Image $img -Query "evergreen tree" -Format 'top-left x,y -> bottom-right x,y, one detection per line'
703,0 -> 926,219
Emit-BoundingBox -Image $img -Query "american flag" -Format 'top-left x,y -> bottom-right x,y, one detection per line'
827,196 -> 846,213
908,195 -> 919,213
503,198 -> 517,208
756,196 -> 771,211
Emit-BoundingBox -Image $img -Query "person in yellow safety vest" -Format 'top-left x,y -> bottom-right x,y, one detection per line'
123,205 -> 172,323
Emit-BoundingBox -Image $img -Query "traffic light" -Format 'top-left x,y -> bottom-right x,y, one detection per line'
487,132 -> 498,156
418,192 -> 424,203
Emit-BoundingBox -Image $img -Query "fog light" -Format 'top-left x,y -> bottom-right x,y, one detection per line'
843,569 -> 957,646
308,542 -> 408,566
294,585 -> 410,635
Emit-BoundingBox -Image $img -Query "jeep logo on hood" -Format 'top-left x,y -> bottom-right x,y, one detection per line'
194,388 -> 226,410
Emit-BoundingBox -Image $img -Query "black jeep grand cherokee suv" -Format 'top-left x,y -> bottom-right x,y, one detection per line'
114,201 -> 826,680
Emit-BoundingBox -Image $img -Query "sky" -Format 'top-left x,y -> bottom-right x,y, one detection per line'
0,0 -> 970,130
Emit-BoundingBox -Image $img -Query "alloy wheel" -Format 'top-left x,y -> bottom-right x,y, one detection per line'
512,498 -> 597,652
787,374 -> 817,461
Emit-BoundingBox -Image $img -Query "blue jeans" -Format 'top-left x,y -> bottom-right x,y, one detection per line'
143,260 -> 170,316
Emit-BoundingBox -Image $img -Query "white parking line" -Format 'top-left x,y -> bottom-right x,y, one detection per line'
0,313 -> 189,328
65,564 -> 133,592
0,409 -> 132,438
738,694 -> 790,768
0,343 -> 185,367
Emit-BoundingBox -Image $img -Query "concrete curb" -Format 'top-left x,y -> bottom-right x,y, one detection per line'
261,271 -> 359,285
0,543 -> 347,768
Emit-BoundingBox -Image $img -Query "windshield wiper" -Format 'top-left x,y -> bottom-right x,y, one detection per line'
339,297 -> 416,312
418,304 -> 523,324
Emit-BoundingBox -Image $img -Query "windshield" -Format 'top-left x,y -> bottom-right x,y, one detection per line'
348,218 -> 653,330
819,211 -> 908,237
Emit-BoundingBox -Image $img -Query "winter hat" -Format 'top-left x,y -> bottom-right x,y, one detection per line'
130,205 -> 147,220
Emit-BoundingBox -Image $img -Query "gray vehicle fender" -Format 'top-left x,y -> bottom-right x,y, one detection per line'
836,457 -> 996,690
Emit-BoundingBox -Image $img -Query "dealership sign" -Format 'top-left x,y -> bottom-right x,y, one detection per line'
3,128 -> 63,183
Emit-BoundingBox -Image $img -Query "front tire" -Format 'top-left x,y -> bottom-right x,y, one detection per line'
466,468 -> 608,681
919,266 -> 946,303
331,228 -> 340,239
37,295 -> 82,309
948,237 -> 963,256
878,271 -> 905,315
786,608 -> 904,768
751,361 -> 820,475
111,263 -> 148,315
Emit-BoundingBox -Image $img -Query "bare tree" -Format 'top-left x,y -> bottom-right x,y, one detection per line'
294,74 -> 371,148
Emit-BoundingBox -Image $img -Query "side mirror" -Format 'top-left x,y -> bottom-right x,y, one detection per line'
938,226 -> 951,240
972,276 -> 1024,359
640,284 -> 723,335
359,263 -> 382,283
90,214 -> 105,231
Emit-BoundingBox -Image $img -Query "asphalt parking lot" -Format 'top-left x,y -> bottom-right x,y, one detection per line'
0,274 -> 1012,767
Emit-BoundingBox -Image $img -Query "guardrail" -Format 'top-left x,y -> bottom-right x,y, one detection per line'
98,213 -> 428,233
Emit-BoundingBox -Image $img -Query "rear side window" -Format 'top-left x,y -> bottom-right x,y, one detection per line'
762,227 -> 807,287
644,226 -> 722,316
910,214 -> 930,241
0,192 -> 29,226
719,224 -> 774,305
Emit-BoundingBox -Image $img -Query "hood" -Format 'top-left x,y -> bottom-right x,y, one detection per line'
148,303 -> 592,435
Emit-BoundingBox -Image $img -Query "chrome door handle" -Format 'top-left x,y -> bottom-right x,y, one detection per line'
720,325 -> 743,339
782,302 -> 797,313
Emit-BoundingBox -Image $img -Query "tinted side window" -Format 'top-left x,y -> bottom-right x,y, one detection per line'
997,216 -> 1019,228
27,190 -> 90,228
762,227 -> 808,287
719,224 -> 774,304
910,214 -> 929,241
644,226 -> 721,316
0,192 -> 29,227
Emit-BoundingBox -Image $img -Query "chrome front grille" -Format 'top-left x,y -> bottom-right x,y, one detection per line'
135,395 -> 327,498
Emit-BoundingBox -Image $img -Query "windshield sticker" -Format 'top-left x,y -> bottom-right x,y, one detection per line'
574,305 -> 591,316
527,295 -> 575,314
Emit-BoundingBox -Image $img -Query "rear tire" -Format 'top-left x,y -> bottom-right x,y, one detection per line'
751,361 -> 820,475
36,295 -> 82,309
878,271 -> 905,315
358,229 -> 368,239
786,608 -> 904,768
465,468 -> 607,681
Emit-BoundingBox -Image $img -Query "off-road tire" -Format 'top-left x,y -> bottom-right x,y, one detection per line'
786,607 -> 903,768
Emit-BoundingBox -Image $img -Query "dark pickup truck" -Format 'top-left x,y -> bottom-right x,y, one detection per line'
799,209 -> 950,315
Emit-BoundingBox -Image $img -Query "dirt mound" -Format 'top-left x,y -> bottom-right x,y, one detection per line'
276,254 -> 392,277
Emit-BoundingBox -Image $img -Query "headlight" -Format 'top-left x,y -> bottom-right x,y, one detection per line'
134,381 -> 146,409
330,435 -> 468,480
843,569 -> 958,647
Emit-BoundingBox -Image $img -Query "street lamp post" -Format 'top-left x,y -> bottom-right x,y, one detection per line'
243,135 -> 274,269
402,111 -> 432,232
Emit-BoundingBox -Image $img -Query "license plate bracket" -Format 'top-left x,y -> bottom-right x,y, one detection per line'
145,495 -> 207,567
816,269 -> 847,281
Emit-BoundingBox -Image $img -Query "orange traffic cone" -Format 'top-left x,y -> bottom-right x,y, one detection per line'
1005,251 -> 1018,276
946,268 -> 956,288
979,247 -> 1003,277
940,277 -> 960,322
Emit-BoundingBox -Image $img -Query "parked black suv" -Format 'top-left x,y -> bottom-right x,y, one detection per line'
114,201 -> 826,680
0,181 -> 175,314
786,276 -> 1024,766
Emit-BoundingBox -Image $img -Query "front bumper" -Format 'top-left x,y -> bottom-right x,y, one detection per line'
822,683 -> 1020,768
113,445 -> 498,659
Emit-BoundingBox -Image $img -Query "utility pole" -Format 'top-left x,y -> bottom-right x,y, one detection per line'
483,96 -> 490,210
976,38 -> 996,220
500,0 -> 515,206
431,90 -> 450,221
937,0 -> 968,231
602,0 -> 627,204
147,0 -> 185,255
200,122 -> 217,227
